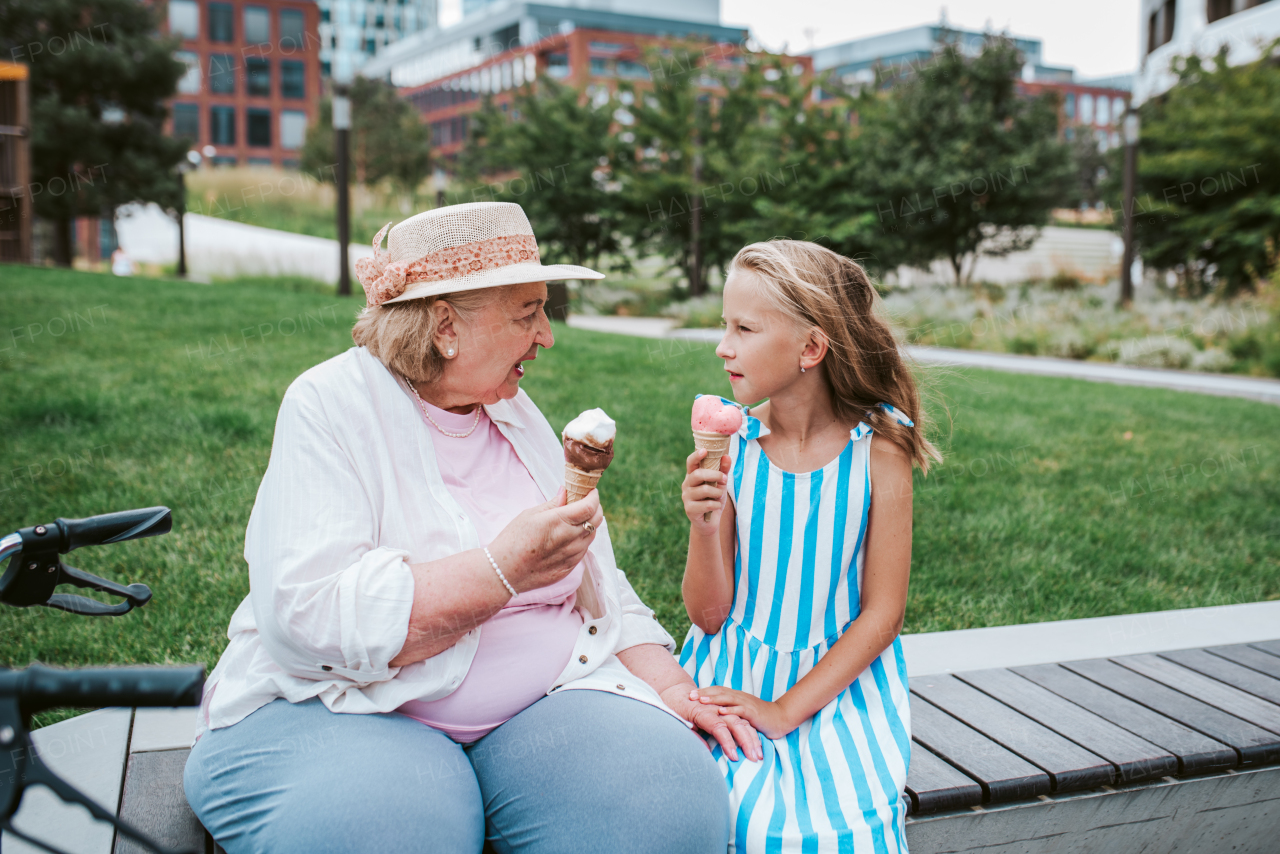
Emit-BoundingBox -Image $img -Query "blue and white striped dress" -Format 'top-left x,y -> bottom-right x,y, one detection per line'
679,401 -> 914,854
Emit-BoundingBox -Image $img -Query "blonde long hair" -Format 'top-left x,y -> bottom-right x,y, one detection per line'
730,240 -> 942,473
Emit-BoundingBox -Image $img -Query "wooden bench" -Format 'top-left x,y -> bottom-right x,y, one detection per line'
10,638 -> 1280,853
904,639 -> 1280,852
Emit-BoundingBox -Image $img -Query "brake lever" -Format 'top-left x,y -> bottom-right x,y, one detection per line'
48,560 -> 151,614
0,552 -> 152,615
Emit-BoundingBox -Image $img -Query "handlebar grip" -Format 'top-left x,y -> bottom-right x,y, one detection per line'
0,664 -> 205,714
56,507 -> 172,553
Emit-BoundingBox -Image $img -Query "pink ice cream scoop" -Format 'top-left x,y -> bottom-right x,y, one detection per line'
692,395 -> 743,435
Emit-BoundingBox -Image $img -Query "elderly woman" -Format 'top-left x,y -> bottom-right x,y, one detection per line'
183,202 -> 758,854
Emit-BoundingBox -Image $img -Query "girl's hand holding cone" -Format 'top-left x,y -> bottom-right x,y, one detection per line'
682,448 -> 731,534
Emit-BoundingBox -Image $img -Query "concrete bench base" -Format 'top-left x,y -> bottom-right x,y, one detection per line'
906,765 -> 1280,854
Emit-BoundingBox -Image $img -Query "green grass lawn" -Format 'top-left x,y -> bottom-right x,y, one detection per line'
3,266 -> 1278,727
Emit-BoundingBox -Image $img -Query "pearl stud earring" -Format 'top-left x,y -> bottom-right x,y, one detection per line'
800,365 -> 806,373
447,348 -> 455,356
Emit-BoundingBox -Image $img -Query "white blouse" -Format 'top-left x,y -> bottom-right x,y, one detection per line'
196,345 -> 687,739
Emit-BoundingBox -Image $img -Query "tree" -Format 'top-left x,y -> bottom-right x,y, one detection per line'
858,34 -> 1074,286
301,76 -> 430,194
610,44 -> 775,295
1066,131 -> 1109,210
459,77 -> 624,270
1114,43 -> 1280,297
0,0 -> 188,266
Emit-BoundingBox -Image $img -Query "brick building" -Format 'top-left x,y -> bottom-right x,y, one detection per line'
163,0 -> 323,168
360,2 -> 776,161
808,24 -> 1131,149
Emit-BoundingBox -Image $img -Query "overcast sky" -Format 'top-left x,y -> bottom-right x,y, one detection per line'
436,0 -> 1142,81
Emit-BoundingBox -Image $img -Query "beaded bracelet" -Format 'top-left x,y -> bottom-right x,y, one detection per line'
483,547 -> 517,598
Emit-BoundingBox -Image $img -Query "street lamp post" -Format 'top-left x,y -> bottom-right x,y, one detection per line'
1120,109 -> 1140,309
176,150 -> 202,278
333,80 -> 352,297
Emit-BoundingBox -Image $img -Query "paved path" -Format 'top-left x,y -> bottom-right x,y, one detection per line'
567,315 -> 1280,406
114,202 -> 373,285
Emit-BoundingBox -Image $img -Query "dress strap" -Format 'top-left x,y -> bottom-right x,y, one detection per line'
853,402 -> 914,440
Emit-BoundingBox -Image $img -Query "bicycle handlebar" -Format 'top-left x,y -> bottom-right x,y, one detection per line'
55,507 -> 173,553
0,664 -> 204,715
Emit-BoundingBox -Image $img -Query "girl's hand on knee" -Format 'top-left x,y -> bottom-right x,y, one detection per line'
682,450 -> 731,535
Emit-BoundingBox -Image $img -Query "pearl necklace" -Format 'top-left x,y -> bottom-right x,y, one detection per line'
404,375 -> 482,438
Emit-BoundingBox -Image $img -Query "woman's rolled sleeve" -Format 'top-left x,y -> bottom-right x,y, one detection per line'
246,382 -> 416,684
612,566 -> 677,655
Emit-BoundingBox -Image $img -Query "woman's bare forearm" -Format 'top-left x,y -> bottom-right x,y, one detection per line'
389,549 -> 512,667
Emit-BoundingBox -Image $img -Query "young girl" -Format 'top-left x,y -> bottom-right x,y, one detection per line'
679,240 -> 941,853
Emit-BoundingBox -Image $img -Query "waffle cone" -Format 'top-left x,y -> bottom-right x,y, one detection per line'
693,430 -> 732,469
564,463 -> 603,503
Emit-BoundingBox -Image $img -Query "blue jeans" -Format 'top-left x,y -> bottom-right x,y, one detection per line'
184,689 -> 731,853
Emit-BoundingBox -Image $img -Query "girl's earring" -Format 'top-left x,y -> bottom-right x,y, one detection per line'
800,364 -> 806,373
446,348 -> 455,357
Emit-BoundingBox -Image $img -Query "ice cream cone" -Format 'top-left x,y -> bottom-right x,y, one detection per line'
693,430 -> 732,522
693,430 -> 732,470
564,463 -> 603,503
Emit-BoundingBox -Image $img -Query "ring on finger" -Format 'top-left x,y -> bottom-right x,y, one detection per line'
583,521 -> 595,533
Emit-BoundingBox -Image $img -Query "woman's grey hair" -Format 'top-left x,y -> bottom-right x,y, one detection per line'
351,288 -> 500,383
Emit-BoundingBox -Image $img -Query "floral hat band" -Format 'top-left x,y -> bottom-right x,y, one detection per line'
355,225 -> 541,307
351,201 -> 604,308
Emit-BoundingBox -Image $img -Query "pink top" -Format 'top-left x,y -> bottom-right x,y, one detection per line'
395,386 -> 584,743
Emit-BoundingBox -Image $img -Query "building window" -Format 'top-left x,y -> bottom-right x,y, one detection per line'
320,8 -> 330,23
281,61 -> 305,98
321,60 -> 331,77
247,58 -> 271,96
247,108 -> 272,147
365,38 -> 377,55
280,109 -> 307,149
210,54 -> 236,94
1148,0 -> 1176,53
244,7 -> 270,45
211,156 -> 238,167
546,53 -> 569,79
1079,93 -> 1094,125
176,50 -> 201,94
248,157 -> 274,167
1207,0 -> 1233,24
281,9 -> 306,50
210,106 -> 236,145
1096,94 -> 1110,125
618,60 -> 650,80
1112,96 -> 1126,119
209,2 -> 234,42
172,103 -> 199,140
169,0 -> 199,39
1064,91 -> 1076,120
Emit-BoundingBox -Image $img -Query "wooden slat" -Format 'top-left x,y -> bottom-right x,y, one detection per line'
956,667 -> 1178,782
910,695 -> 1050,803
904,741 -> 984,814
1208,643 -> 1280,681
1250,640 -> 1280,658
1062,658 -> 1280,765
1013,663 -> 1237,775
1115,654 -> 1280,735
1162,648 -> 1280,706
113,749 -> 206,854
912,675 -> 1113,793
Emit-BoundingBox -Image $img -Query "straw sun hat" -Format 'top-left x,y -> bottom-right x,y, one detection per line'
354,201 -> 604,307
